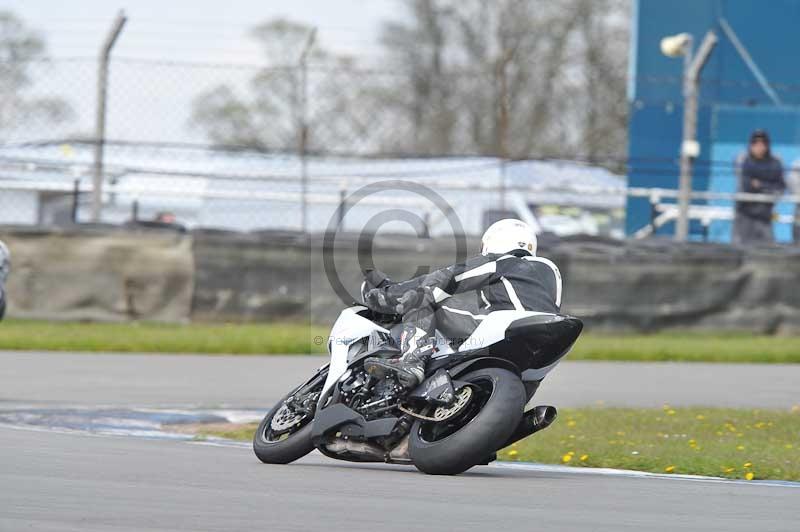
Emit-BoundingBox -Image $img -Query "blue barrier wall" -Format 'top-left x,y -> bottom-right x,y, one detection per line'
627,0 -> 800,241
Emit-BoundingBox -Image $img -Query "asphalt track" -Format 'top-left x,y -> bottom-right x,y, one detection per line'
1,352 -> 799,531
2,425 -> 798,532
1,351 -> 798,409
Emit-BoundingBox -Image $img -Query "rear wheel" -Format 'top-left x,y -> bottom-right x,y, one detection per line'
253,371 -> 325,464
409,367 -> 525,475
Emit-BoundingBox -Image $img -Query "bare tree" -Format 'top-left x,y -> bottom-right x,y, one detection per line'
572,0 -> 630,165
0,11 -> 72,141
378,0 -> 630,160
190,3 -> 630,160
191,18 -> 363,152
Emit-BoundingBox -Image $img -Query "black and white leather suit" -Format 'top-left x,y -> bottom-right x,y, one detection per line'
364,250 -> 562,349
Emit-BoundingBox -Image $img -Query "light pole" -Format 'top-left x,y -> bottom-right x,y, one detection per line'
660,30 -> 717,242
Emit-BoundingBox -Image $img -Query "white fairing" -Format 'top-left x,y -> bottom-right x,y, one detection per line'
322,306 -> 389,397
460,309 -> 569,384
459,310 -> 552,352
322,307 -> 565,398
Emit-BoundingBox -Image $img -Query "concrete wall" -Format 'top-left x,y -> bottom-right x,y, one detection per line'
2,227 -> 800,333
0,227 -> 194,322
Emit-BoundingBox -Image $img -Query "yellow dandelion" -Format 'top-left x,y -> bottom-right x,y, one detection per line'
745,472 -> 754,481
664,465 -> 675,473
688,439 -> 697,446
561,454 -> 573,463
743,462 -> 752,468
785,444 -> 794,449
580,454 -> 589,461
695,414 -> 705,420
567,451 -> 575,456
736,445 -> 745,451
666,409 -> 676,416
508,450 -> 519,457
566,420 -> 576,427
724,467 -> 735,473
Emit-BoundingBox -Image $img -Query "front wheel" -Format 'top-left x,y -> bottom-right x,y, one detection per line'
409,367 -> 525,475
253,370 -> 326,464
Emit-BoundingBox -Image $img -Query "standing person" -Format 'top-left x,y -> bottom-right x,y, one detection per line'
733,129 -> 786,244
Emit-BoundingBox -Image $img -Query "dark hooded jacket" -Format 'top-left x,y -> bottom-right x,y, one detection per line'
735,130 -> 785,222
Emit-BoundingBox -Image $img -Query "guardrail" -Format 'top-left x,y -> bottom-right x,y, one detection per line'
0,157 -> 797,238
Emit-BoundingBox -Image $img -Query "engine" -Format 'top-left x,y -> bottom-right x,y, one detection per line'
338,369 -> 403,420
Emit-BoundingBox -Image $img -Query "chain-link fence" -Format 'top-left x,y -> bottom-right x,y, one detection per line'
1,55 -> 798,240
0,55 -> 634,238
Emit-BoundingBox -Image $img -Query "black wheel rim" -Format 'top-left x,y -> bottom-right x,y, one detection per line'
417,375 -> 496,443
260,381 -> 323,444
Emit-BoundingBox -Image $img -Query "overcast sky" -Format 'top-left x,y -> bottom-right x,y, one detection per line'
2,0 -> 397,64
2,0 -> 405,142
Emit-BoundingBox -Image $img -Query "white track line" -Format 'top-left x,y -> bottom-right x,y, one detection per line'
491,461 -> 800,488
3,416 -> 799,489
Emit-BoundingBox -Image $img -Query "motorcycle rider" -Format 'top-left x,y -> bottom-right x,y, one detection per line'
362,219 -> 561,389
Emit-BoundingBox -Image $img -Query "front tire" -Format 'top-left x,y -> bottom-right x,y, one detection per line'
409,367 -> 525,475
253,372 -> 325,465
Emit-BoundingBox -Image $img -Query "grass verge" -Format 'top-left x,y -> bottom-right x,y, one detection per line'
196,406 -> 800,481
570,333 -> 800,363
0,319 -> 325,354
1,319 -> 799,362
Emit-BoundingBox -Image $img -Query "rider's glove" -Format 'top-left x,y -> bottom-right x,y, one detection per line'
364,288 -> 392,312
395,287 -> 430,314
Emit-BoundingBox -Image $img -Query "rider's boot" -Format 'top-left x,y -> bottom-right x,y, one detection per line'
363,325 -> 434,389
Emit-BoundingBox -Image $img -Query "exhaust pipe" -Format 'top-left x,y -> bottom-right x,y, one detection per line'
325,439 -> 386,461
501,405 -> 558,449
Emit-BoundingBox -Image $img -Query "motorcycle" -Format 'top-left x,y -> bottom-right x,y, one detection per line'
253,277 -> 583,475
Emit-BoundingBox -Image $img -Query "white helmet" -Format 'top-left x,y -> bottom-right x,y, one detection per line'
480,219 -> 537,256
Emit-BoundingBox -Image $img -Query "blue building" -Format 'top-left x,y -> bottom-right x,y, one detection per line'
627,0 -> 800,241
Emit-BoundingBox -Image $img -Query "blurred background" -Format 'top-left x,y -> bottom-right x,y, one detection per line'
1,0 -> 799,331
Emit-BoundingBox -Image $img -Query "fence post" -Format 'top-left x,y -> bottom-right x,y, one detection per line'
495,46 -> 515,211
71,179 -> 80,223
91,10 -> 127,223
298,28 -> 317,233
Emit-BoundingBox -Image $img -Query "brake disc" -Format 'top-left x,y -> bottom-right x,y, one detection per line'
270,404 -> 304,432
432,386 -> 473,421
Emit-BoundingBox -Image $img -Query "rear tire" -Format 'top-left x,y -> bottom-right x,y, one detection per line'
409,367 -> 525,475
